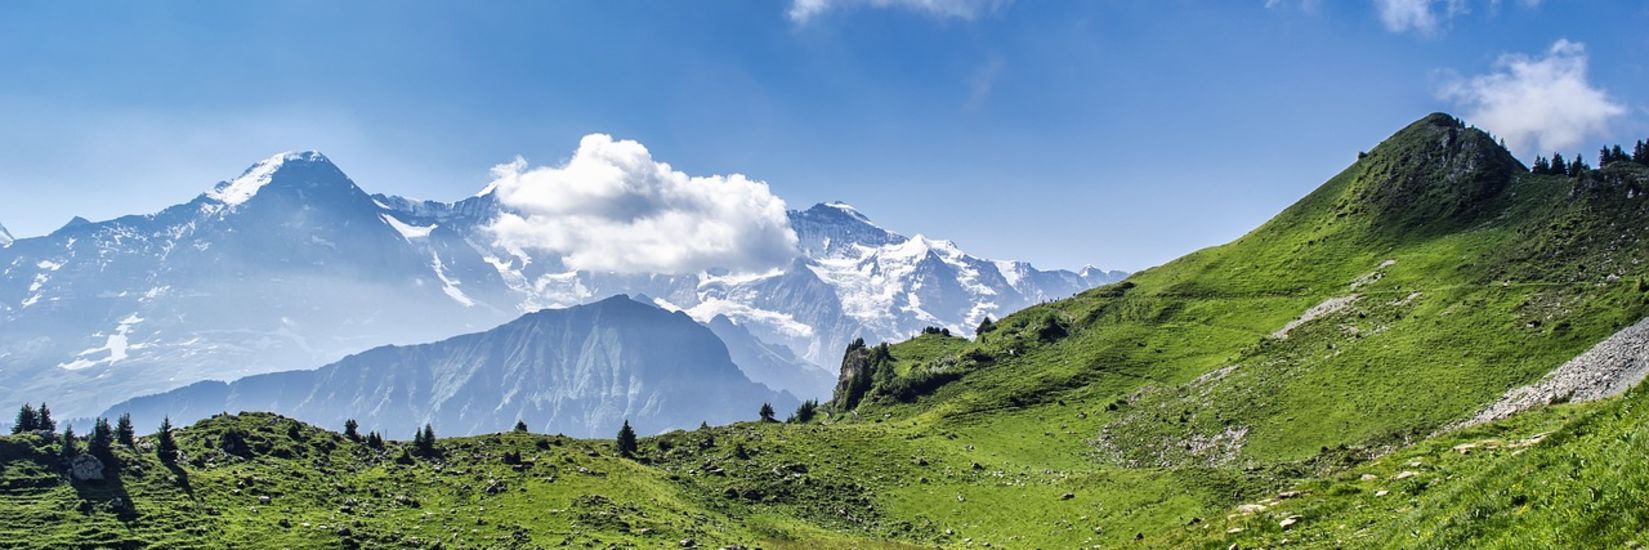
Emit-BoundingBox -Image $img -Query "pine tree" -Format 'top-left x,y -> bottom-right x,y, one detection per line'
12,403 -> 38,433
156,417 -> 178,463
343,419 -> 360,441
115,413 -> 135,447
615,420 -> 638,457
759,402 -> 777,423
414,424 -> 437,457
975,317 -> 996,336
89,417 -> 114,462
1531,156 -> 1550,174
1551,152 -> 1567,175
1636,140 -> 1649,164
514,420 -> 529,433
37,403 -> 55,433
1570,155 -> 1588,177
791,400 -> 818,424
366,431 -> 385,449
60,425 -> 78,461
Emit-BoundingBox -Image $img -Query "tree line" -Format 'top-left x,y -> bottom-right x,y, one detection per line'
1529,139 -> 1649,177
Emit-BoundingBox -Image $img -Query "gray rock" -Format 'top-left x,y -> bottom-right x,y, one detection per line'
1454,316 -> 1649,430
69,454 -> 105,481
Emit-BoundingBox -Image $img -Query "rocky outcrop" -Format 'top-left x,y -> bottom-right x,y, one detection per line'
830,340 -> 895,412
1454,316 -> 1649,430
69,454 -> 105,482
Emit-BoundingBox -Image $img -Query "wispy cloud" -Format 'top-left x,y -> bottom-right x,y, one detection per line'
486,134 -> 798,274
1439,40 -> 1626,157
1372,0 -> 1466,34
965,54 -> 1006,112
788,0 -> 1008,24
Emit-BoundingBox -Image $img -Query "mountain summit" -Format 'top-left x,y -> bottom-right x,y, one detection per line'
0,151 -> 1123,418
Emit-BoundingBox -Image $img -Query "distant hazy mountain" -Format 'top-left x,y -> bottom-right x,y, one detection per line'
704,314 -> 836,400
105,296 -> 794,438
0,151 -> 1122,418
0,221 -> 12,247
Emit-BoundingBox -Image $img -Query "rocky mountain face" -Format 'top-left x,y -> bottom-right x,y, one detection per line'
0,151 -> 1122,418
0,222 -> 12,247
104,296 -> 794,438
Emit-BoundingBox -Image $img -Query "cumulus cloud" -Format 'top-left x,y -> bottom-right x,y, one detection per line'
486,134 -> 798,275
1439,40 -> 1626,157
788,0 -> 1006,23
1372,0 -> 1466,34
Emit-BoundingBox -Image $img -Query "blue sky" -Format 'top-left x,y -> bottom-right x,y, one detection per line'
1,1 -> 1646,271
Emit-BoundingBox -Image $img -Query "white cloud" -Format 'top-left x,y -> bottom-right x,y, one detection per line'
486,134 -> 798,275
1373,0 -> 1466,34
788,0 -> 1006,23
1439,40 -> 1626,157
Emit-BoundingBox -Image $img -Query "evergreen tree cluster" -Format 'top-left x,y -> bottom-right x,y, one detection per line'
920,326 -> 953,337
789,399 -> 819,424
10,402 -> 55,434
1529,152 -> 1589,176
1531,138 -> 1649,176
412,424 -> 439,457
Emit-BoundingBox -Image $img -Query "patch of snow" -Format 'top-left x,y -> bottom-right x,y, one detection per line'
381,213 -> 435,240
58,313 -> 145,370
682,298 -> 816,339
205,151 -> 325,206
429,253 -> 475,307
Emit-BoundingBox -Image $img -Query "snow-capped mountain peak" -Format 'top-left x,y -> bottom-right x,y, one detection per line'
204,150 -> 337,206
0,221 -> 12,247
0,152 -> 1124,419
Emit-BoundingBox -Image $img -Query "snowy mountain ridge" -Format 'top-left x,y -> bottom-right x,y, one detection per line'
0,151 -> 1124,418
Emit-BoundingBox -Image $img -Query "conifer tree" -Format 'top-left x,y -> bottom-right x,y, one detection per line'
366,431 -> 385,449
615,420 -> 638,457
89,417 -> 114,462
156,417 -> 178,463
975,317 -> 996,336
60,425 -> 78,461
1531,156 -> 1550,174
37,403 -> 55,433
1635,140 -> 1649,164
343,418 -> 360,441
1551,152 -> 1566,175
414,424 -> 437,457
759,402 -> 777,423
115,413 -> 135,446
12,403 -> 38,434
514,420 -> 529,433
791,400 -> 818,424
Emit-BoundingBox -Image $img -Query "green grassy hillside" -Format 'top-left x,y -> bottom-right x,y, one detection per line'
4,113 -> 1649,548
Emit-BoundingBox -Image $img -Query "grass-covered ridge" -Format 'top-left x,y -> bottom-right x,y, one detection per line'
5,113 -> 1649,548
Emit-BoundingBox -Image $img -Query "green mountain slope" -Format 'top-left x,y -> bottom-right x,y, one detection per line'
4,113 -> 1649,548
